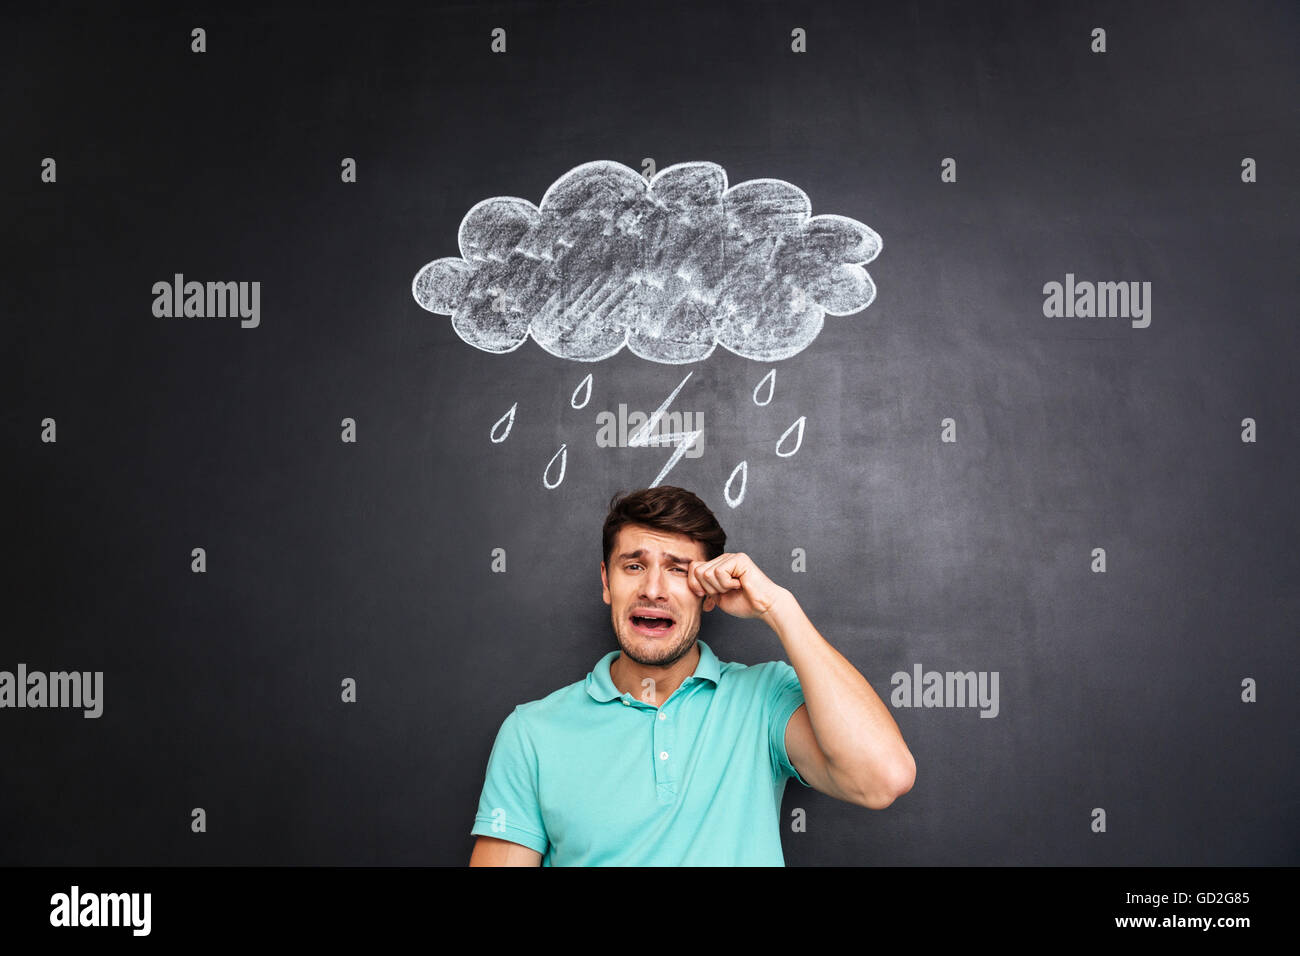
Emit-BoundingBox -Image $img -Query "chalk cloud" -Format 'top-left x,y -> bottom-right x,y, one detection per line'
412,160 -> 881,363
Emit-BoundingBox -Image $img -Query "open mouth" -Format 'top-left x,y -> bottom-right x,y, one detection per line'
630,610 -> 675,636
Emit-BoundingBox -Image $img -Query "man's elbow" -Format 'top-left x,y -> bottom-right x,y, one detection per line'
857,752 -> 916,810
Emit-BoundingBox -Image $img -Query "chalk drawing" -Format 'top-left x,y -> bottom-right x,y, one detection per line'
570,373 -> 593,410
543,443 -> 567,489
753,369 -> 776,406
775,416 -> 806,458
490,402 -> 517,443
724,461 -> 748,508
412,160 -> 881,364
627,372 -> 702,488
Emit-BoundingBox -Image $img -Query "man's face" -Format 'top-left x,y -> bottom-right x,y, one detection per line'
601,524 -> 718,668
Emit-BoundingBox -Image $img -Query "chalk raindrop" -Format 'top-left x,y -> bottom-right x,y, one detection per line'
543,443 -> 568,489
571,373 -> 593,410
775,417 -> 805,458
490,402 -> 517,443
724,460 -> 748,508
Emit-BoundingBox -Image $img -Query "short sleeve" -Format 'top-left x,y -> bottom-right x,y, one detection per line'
469,708 -> 550,854
767,661 -> 812,788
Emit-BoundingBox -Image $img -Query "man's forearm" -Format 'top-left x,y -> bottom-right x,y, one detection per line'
760,588 -> 916,803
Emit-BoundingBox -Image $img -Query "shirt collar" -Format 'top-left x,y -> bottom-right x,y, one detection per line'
587,639 -> 721,703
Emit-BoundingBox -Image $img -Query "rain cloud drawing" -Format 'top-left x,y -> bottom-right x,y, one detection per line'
412,160 -> 882,363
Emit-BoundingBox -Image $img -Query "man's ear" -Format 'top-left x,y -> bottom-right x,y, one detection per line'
703,593 -> 718,612
601,561 -> 610,606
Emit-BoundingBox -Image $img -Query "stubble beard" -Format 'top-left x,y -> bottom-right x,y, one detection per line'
613,612 -> 701,668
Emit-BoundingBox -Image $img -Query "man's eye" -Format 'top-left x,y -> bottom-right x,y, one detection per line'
671,567 -> 686,573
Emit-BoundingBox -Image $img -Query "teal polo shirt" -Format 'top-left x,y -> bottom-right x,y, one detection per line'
470,639 -> 811,866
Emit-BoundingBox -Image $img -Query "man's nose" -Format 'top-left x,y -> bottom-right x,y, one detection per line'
640,567 -> 669,599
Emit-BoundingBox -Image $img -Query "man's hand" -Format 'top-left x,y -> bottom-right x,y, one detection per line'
686,552 -> 789,621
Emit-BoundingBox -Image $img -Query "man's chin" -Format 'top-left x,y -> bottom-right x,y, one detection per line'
618,630 -> 697,668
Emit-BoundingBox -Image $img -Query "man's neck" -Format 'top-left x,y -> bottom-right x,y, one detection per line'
610,643 -> 700,708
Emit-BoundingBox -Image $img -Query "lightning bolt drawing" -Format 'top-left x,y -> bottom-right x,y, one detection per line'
627,371 -> 703,488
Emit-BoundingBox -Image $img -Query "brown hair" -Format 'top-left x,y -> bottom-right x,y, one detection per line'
602,486 -> 727,566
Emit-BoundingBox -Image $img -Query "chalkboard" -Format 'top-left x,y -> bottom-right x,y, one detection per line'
5,0 -> 1297,871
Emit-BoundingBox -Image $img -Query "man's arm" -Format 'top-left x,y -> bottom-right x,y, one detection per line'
469,835 -> 543,866
766,589 -> 916,809
468,709 -> 550,862
686,551 -> 916,810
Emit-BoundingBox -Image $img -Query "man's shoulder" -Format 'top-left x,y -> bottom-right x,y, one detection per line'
501,652 -> 796,727
712,658 -> 802,716
717,656 -> 794,687
507,671 -> 593,730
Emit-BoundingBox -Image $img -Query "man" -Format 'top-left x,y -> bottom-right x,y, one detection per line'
469,486 -> 915,865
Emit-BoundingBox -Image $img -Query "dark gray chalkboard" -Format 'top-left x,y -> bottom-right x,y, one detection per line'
5,0 -> 1297,866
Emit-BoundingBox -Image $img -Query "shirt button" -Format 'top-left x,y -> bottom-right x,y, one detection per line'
622,699 -> 630,705
659,751 -> 669,760
658,713 -> 666,720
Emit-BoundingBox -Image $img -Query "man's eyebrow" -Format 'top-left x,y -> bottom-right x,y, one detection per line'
616,550 -> 694,566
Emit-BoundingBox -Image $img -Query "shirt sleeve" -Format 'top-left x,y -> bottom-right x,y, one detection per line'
767,661 -> 812,788
469,707 -> 550,854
